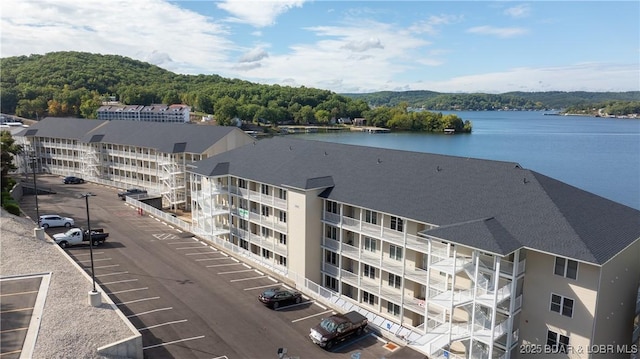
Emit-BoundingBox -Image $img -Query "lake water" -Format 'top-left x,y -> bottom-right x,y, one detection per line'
296,111 -> 640,210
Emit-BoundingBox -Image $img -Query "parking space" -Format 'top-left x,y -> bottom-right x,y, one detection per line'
0,276 -> 46,359
21,176 -> 421,359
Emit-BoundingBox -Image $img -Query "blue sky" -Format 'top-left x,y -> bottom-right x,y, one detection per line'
2,0 -> 638,94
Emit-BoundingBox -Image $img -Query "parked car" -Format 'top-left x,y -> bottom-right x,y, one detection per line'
309,311 -> 368,350
258,287 -> 302,309
38,214 -> 75,229
63,176 -> 85,184
117,188 -> 148,200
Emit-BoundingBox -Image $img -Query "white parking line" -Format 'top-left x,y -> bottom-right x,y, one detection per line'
127,307 -> 173,318
77,258 -> 112,263
108,287 -> 148,295
206,263 -> 242,268
73,252 -> 104,256
102,278 -> 138,285
138,319 -> 188,331
185,252 -> 218,256
175,246 -> 205,250
117,297 -> 160,306
96,271 -> 129,277
143,335 -> 205,350
314,301 -> 328,310
243,283 -> 280,291
230,276 -> 265,282
195,257 -> 228,262
94,264 -> 120,269
168,242 -> 197,245
212,356 -> 229,359
291,310 -> 334,323
218,269 -> 254,275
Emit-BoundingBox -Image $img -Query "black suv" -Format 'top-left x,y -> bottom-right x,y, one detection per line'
63,176 -> 85,184
117,188 -> 148,200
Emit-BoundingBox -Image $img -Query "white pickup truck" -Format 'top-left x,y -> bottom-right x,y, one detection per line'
53,228 -> 109,248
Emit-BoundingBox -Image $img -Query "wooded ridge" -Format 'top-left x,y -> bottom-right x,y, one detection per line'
1,51 -> 637,127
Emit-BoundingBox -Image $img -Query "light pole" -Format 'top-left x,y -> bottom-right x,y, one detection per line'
30,155 -> 40,223
80,192 -> 101,306
30,154 -> 44,240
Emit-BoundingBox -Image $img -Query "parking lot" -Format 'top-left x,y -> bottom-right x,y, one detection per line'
19,175 -> 425,359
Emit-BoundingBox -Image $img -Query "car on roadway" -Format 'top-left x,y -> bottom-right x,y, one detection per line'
117,188 -> 148,200
63,176 -> 85,184
39,214 -> 75,229
258,287 -> 302,309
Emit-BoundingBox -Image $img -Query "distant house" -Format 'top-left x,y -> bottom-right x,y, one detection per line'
353,118 -> 366,126
337,117 -> 352,124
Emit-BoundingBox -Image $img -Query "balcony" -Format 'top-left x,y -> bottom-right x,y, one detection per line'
322,263 -> 340,277
405,266 -> 429,283
379,284 -> 403,304
478,257 -> 526,278
340,269 -> 359,287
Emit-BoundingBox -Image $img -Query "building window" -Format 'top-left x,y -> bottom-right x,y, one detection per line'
327,225 -> 338,240
388,273 -> 402,289
278,255 -> 287,267
278,233 -> 287,245
261,184 -> 270,195
279,210 -> 287,223
261,227 -> 271,238
389,245 -> 403,261
278,188 -> 287,200
364,210 -> 378,225
325,250 -> 338,266
550,293 -> 574,317
387,302 -> 400,316
363,264 -> 375,279
261,205 -> 270,217
363,291 -> 376,305
364,237 -> 377,252
390,216 -> 404,232
546,330 -> 569,352
262,248 -> 271,259
325,275 -> 339,291
554,257 -> 578,280
238,178 -> 246,188
326,201 -> 339,214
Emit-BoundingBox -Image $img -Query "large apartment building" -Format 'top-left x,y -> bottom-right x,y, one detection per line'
187,137 -> 640,359
97,104 -> 190,123
16,117 -> 255,209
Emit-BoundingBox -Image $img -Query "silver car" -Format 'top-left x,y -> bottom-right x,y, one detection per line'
38,214 -> 75,229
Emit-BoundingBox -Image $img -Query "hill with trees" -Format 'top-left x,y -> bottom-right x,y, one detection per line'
1,52 -> 635,134
343,90 -> 640,111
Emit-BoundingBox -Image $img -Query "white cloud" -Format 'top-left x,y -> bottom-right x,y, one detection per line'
504,4 -> 531,18
239,47 -> 269,63
406,63 -> 640,94
1,0 -> 237,74
467,25 -> 529,38
341,38 -> 384,52
216,0 -> 306,27
409,14 -> 464,35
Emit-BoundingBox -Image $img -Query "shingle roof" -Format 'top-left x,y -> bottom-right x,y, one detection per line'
17,117 -> 246,154
188,136 -> 640,265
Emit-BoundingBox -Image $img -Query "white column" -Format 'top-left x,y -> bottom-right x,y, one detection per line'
489,257 -> 501,358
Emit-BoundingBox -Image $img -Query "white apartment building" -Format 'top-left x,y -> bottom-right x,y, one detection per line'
97,104 -> 190,123
16,117 -> 255,209
187,137 -> 640,359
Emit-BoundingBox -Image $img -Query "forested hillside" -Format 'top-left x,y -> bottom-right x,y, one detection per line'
1,52 -> 636,130
0,51 -> 367,126
343,90 -> 640,111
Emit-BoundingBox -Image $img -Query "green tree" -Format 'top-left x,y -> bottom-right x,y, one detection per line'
214,96 -> 238,125
1,131 -> 22,191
